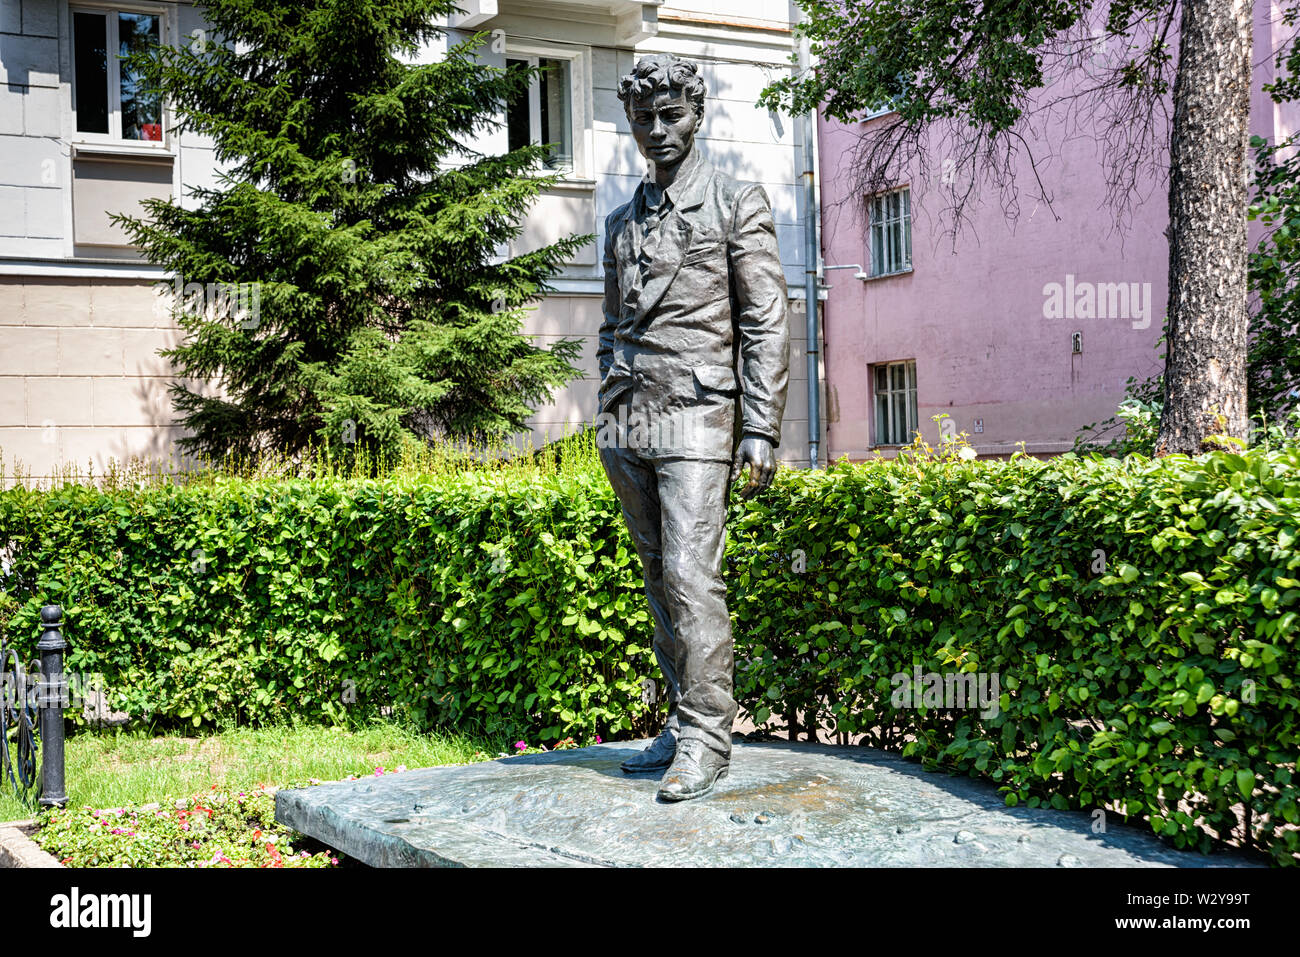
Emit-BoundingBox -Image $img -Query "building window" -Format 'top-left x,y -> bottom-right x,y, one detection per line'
73,8 -> 164,142
505,56 -> 572,171
868,187 -> 911,277
862,71 -> 912,120
873,360 -> 918,446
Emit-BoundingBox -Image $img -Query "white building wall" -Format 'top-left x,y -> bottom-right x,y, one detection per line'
1,0 -> 816,480
451,1 -> 814,462
1,1 -> 210,483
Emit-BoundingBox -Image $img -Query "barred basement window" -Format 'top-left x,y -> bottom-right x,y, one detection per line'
873,360 -> 918,446
868,187 -> 912,278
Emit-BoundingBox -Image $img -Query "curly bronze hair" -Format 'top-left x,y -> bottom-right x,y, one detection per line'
617,54 -> 706,119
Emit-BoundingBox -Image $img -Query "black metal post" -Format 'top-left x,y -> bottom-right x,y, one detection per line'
36,605 -> 66,808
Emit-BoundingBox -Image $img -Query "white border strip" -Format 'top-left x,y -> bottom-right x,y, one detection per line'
0,258 -> 167,280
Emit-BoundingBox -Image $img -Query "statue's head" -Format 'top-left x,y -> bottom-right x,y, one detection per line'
618,54 -> 706,170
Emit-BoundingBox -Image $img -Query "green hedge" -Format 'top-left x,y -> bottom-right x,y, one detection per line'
1,445 -> 1297,863
729,447 -> 1299,864
0,467 -> 654,743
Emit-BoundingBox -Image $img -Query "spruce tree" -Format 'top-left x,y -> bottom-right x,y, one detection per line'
120,0 -> 587,463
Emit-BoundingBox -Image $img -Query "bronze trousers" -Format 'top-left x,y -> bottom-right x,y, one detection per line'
599,432 -> 737,761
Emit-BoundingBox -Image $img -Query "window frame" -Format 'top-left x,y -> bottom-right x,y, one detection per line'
872,359 -> 919,447
506,53 -> 573,172
866,185 -> 912,279
860,70 -> 914,121
69,1 -> 173,153
502,38 -> 591,181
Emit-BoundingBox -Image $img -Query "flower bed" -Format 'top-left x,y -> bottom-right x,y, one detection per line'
35,769 -> 404,867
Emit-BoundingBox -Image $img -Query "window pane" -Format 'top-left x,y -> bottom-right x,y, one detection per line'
119,13 -> 161,140
538,58 -> 571,169
505,59 -> 530,154
902,189 -> 912,267
74,12 -> 109,134
871,222 -> 884,276
906,363 -> 919,437
903,210 -> 912,268
874,365 -> 887,392
875,392 -> 888,445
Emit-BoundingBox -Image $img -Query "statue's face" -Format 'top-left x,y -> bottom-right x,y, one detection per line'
628,88 -> 700,170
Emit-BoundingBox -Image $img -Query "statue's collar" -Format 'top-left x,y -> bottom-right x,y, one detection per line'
642,148 -> 711,212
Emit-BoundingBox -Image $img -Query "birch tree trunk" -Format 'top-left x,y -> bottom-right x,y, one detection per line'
1157,0 -> 1254,454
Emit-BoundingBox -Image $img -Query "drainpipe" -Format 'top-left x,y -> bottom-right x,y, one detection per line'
798,31 -> 821,470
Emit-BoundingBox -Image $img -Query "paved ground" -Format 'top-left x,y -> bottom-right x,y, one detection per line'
276,739 -> 1264,868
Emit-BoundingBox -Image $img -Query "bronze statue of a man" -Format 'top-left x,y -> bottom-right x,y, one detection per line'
597,54 -> 789,801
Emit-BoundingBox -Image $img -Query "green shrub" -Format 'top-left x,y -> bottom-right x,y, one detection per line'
730,444 -> 1299,864
1,441 -> 1297,862
0,463 -> 652,744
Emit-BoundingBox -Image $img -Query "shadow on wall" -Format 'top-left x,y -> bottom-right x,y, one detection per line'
91,375 -> 205,482
1,37 -> 39,89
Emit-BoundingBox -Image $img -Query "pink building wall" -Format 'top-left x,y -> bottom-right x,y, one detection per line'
818,1 -> 1299,461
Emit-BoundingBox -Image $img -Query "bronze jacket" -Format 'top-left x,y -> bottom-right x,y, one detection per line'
597,151 -> 790,460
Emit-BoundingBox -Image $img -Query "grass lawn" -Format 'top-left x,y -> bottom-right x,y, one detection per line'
0,720 -> 503,866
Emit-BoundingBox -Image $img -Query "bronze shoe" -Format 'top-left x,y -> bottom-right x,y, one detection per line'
620,729 -> 677,773
656,739 -> 729,801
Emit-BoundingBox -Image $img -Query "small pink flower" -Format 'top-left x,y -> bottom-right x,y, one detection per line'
515,741 -> 527,751
595,735 -> 602,743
